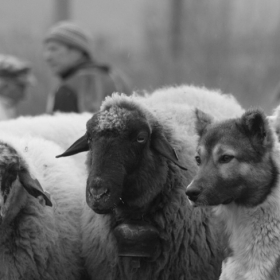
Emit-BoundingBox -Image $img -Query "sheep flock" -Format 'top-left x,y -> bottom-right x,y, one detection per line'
1,84 -> 278,280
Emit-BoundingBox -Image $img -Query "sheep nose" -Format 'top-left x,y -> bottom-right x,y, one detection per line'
185,187 -> 201,202
87,177 -> 109,199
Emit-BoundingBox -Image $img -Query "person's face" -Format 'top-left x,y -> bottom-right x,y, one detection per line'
44,40 -> 83,75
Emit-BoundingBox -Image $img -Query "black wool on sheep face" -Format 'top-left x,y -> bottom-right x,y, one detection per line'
57,103 -> 187,215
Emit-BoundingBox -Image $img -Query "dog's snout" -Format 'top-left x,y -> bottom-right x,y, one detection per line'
186,187 -> 201,202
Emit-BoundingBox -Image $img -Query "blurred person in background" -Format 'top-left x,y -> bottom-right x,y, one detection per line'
0,54 -> 34,120
44,21 -> 131,114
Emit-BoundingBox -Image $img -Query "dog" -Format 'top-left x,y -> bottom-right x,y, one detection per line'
185,108 -> 280,280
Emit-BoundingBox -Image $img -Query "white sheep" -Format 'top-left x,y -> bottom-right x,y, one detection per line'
137,85 -> 245,137
146,85 -> 244,119
0,112 -> 91,170
0,112 -> 91,149
57,85 -> 244,280
0,133 -> 87,280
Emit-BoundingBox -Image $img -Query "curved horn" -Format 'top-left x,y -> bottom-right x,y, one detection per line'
56,134 -> 89,158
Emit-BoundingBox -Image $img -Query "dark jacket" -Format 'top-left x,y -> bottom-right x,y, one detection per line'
47,61 -> 131,113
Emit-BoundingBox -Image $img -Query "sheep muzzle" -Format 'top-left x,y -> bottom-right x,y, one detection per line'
86,176 -> 123,214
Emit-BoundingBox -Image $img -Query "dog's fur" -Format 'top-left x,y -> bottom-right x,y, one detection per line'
185,109 -> 280,280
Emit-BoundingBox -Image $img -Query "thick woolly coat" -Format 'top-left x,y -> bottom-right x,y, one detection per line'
0,112 -> 91,149
0,134 -> 86,280
0,112 -> 91,170
80,85 -> 244,280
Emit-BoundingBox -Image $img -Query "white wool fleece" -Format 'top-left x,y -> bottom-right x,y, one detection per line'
0,133 -> 87,280
0,112 -> 91,149
146,85 -> 244,120
0,112 -> 91,170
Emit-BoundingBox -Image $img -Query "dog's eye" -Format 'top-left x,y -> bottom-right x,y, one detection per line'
219,155 -> 234,164
195,156 -> 201,166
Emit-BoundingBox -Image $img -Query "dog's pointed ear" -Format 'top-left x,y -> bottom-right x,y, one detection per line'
241,109 -> 272,146
19,170 -> 52,207
152,132 -> 188,170
195,108 -> 214,137
56,134 -> 89,158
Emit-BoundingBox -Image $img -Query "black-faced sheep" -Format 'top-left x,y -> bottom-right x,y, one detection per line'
57,86 -> 244,280
0,133 -> 86,280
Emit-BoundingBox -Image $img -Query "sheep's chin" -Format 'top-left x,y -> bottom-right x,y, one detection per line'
86,194 -> 118,215
91,206 -> 112,214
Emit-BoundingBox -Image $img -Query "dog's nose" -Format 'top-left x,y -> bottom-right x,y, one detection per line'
186,188 -> 200,202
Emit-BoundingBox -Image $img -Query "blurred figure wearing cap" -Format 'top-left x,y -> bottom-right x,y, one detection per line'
0,54 -> 34,119
44,21 -> 131,114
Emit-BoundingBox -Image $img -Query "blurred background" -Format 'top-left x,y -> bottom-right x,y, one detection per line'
1,0 -> 280,116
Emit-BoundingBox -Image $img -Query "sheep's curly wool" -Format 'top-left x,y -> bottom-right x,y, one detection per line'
0,112 -> 91,148
80,85 -> 244,280
96,107 -> 131,132
146,85 -> 244,120
0,112 -> 91,170
0,134 -> 86,280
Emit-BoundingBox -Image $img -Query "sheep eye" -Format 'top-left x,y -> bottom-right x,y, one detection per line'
219,155 -> 234,164
136,132 -> 148,144
195,156 -> 201,166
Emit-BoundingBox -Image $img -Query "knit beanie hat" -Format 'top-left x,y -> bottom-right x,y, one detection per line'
45,21 -> 92,58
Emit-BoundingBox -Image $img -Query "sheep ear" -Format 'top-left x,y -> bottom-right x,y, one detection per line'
195,108 -> 214,136
0,176 -> 26,222
240,109 -> 271,146
152,133 -> 188,170
19,170 -> 52,207
56,134 -> 89,158
0,167 -> 52,223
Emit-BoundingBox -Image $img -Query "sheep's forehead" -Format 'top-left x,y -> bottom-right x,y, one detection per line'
94,107 -> 136,132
